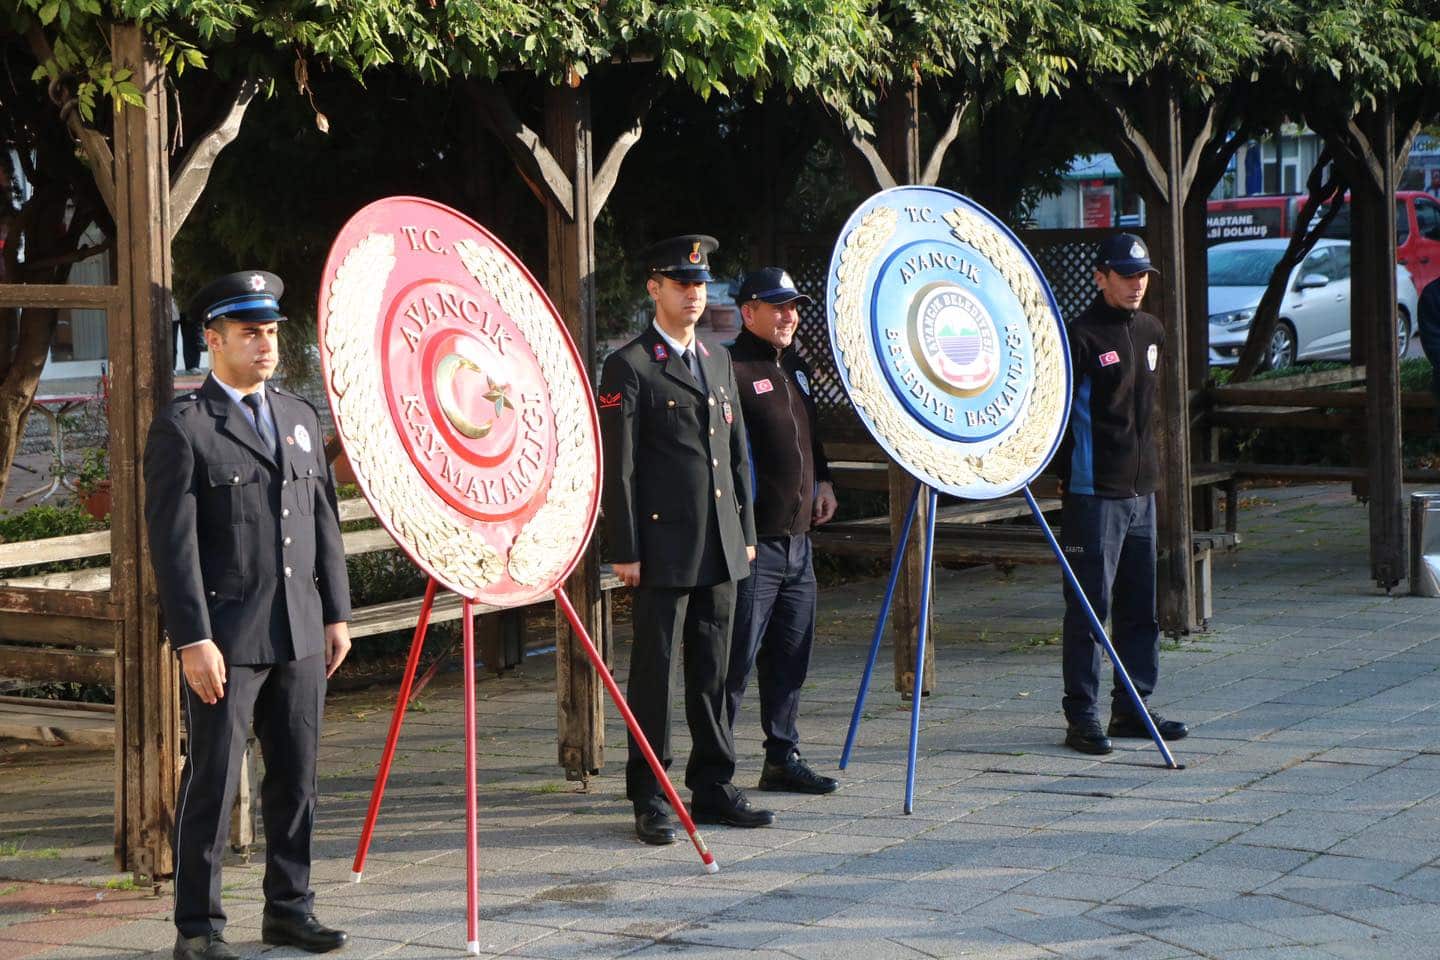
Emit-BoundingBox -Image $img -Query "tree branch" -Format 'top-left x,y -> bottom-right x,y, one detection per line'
17,239 -> 113,272
1178,100 -> 1220,200
1094,87 -> 1167,204
592,84 -> 659,220
169,76 -> 259,239
466,81 -> 574,220
25,26 -> 116,220
919,99 -> 967,186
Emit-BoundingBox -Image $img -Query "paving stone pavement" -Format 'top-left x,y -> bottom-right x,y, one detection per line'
4,483 -> 1440,959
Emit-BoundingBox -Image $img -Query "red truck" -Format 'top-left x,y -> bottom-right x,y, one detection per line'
1206,190 -> 1440,291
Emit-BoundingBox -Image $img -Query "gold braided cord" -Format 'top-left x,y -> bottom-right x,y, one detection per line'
322,232 -> 504,596
455,240 -> 598,588
832,205 -> 1067,493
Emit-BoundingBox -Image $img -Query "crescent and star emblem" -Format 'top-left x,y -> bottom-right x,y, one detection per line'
434,337 -> 514,440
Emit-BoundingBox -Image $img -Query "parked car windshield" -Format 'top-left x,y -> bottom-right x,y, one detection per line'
1208,246 -> 1284,286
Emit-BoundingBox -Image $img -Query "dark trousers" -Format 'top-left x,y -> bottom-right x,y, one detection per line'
173,320 -> 202,370
1060,493 -> 1160,723
626,581 -> 738,809
724,534 -> 817,768
173,654 -> 326,937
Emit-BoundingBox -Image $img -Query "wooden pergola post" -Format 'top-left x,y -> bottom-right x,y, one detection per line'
875,85 -> 935,697
1148,90 -> 1195,635
543,81 -> 606,779
109,23 -> 180,876
1348,102 -> 1405,588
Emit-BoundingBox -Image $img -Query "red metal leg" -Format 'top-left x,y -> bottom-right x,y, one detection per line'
351,578 -> 439,881
462,598 -> 480,954
554,587 -> 719,874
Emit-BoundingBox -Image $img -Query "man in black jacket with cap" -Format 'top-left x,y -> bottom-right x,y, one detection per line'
598,235 -> 773,845
1055,235 -> 1189,755
145,271 -> 352,960
723,267 -> 839,795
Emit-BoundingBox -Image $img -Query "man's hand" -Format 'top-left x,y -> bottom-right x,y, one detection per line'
813,482 -> 838,525
179,641 -> 227,705
325,622 -> 352,678
746,545 -> 756,562
614,561 -> 642,588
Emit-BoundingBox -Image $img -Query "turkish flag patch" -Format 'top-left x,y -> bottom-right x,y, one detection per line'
753,379 -> 774,395
598,392 -> 622,409
1099,350 -> 1120,367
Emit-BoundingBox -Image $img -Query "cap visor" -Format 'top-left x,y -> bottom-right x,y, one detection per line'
659,268 -> 714,282
759,292 -> 814,306
207,307 -> 287,326
1105,261 -> 1159,277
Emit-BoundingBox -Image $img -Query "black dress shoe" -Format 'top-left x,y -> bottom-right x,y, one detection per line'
261,912 -> 348,953
759,751 -> 839,795
1065,719 -> 1113,755
691,791 -> 775,828
633,807 -> 678,845
174,933 -> 240,960
1109,710 -> 1189,740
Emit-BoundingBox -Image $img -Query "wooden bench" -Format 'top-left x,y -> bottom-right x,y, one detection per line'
0,498 -> 620,746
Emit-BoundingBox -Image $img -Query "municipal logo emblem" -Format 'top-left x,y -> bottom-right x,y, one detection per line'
826,185 -> 1070,500
910,285 -> 1000,396
1147,343 -> 1158,371
793,369 -> 810,396
293,423 -> 312,453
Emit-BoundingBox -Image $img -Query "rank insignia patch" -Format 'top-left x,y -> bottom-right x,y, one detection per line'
653,342 -> 668,362
599,392 -> 622,409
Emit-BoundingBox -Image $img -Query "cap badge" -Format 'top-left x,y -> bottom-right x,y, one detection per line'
1129,241 -> 1146,259
247,273 -> 266,292
688,242 -> 702,265
294,423 -> 312,452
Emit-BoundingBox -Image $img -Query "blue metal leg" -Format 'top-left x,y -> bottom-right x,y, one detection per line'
1021,486 -> 1183,770
840,479 -> 923,770
903,485 -> 940,813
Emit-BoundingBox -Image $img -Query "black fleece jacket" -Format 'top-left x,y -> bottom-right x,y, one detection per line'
727,327 -> 832,538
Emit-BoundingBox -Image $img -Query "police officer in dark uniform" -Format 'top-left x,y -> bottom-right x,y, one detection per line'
723,268 -> 839,795
144,272 -> 352,960
598,235 -> 773,845
1055,235 -> 1189,755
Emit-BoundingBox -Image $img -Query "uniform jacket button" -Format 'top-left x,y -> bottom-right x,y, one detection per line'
207,590 -> 216,597
708,397 -> 716,406
651,513 -> 660,520
667,399 -> 676,408
712,458 -> 719,467
281,479 -> 288,487
282,508 -> 290,518
231,473 -> 239,482
715,489 -> 723,498
284,566 -> 293,578
283,536 -> 293,546
307,467 -> 314,475
709,427 -> 715,435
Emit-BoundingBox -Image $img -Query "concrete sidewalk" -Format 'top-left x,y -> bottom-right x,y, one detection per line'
4,483 -> 1440,959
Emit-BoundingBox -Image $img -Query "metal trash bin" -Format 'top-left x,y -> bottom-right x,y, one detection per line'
1410,492 -> 1440,596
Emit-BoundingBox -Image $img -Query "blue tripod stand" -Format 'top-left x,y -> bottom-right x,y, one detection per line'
840,480 -> 1183,813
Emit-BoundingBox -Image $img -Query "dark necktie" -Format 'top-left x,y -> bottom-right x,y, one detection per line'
683,348 -> 702,386
241,392 -> 279,460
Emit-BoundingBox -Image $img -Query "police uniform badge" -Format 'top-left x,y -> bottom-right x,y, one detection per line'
722,400 -> 734,424
1147,343 -> 1159,371
293,423 -> 312,453
826,186 -> 1070,499
793,369 -> 811,396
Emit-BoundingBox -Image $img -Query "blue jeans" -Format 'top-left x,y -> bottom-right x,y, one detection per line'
723,534 -> 817,767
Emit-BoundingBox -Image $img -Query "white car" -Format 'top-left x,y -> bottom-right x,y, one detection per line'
1207,238 -> 1419,369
